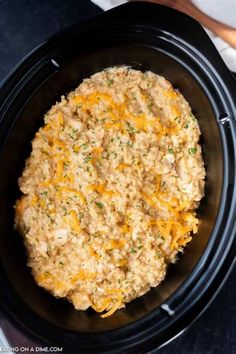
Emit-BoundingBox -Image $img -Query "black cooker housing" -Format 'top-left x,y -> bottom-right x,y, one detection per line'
0,2 -> 235,353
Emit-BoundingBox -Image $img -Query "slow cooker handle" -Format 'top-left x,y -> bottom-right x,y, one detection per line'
106,2 -> 219,58
101,1 -> 236,111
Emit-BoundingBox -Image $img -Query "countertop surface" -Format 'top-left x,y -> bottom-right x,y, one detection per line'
0,1 -> 235,353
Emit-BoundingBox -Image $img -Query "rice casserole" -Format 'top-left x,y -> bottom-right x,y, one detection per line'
15,67 -> 205,318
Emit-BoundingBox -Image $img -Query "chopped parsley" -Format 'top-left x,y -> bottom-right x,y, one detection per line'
161,181 -> 167,191
168,148 -> 174,154
68,133 -> 76,140
42,149 -> 49,155
107,79 -> 114,86
95,202 -> 104,209
126,121 -> 136,133
191,113 -> 197,121
81,143 -> 88,149
102,151 -> 110,159
148,102 -> 153,109
156,250 -> 162,258
131,248 -> 137,254
184,122 -> 189,129
127,141 -> 133,147
112,151 -> 118,158
84,156 -> 92,163
188,147 -> 197,155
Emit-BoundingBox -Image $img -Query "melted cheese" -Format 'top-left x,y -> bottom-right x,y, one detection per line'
58,112 -> 64,125
58,187 -> 86,204
71,270 -> 96,284
69,210 -> 81,234
101,291 -> 123,318
89,246 -> 100,260
104,239 -> 126,251
116,163 -> 129,171
87,184 -> 118,196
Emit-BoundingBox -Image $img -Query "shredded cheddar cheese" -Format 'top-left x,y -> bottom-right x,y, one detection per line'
56,160 -> 64,179
57,186 -> 86,204
31,195 -> 38,207
163,89 -> 178,99
92,146 -> 103,155
121,224 -> 132,234
116,163 -> 129,171
58,112 -> 64,125
87,184 -> 118,197
53,139 -> 67,151
42,124 -> 51,132
104,239 -> 126,251
71,270 -> 96,284
101,292 -> 124,318
118,259 -> 128,267
89,246 -> 100,260
69,210 -> 81,233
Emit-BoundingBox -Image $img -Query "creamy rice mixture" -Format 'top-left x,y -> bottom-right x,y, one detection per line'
15,67 -> 205,317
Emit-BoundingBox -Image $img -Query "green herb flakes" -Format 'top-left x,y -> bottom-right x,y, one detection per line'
184,122 -> 189,129
127,141 -> 133,147
188,147 -> 197,155
191,113 -> 197,121
95,202 -> 104,209
107,79 -> 114,86
81,143 -> 89,149
126,121 -> 135,133
84,156 -> 92,163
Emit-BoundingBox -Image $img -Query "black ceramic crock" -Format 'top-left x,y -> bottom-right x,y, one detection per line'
0,2 -> 235,353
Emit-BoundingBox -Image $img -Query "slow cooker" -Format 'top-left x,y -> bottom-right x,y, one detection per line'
0,2 -> 235,353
